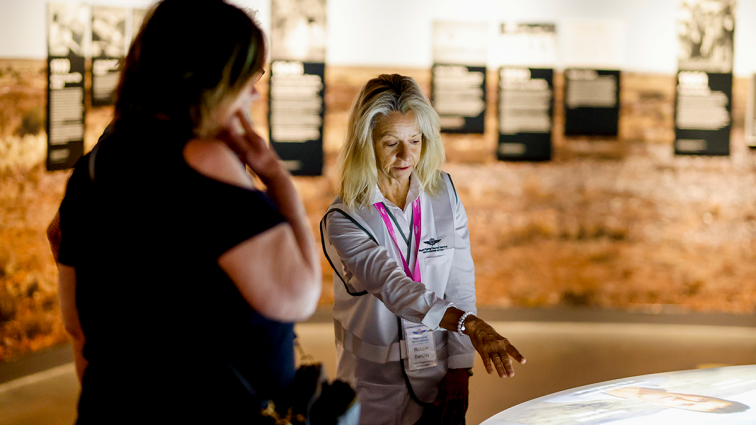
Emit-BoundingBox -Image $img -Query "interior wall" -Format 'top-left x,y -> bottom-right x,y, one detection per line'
1,0 -> 755,75
1,0 -> 756,362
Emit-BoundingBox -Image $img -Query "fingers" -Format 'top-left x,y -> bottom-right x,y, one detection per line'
491,353 -> 515,378
478,342 -> 525,378
235,109 -> 255,135
507,344 -> 527,365
481,354 -> 494,375
223,111 -> 276,167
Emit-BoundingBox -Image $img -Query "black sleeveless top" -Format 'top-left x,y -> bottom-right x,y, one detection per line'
58,119 -> 294,423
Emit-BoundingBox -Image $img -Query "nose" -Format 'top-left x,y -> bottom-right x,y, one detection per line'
396,141 -> 409,159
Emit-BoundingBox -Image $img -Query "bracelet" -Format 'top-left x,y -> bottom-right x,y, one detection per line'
457,311 -> 474,334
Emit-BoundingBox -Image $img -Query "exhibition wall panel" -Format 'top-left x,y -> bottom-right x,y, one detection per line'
2,0 -> 756,75
2,59 -> 756,362
2,0 -> 756,362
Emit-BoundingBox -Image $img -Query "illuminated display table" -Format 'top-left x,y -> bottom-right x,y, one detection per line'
481,365 -> 756,425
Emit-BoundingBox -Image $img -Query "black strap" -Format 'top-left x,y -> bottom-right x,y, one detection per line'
447,173 -> 458,204
320,209 -> 371,296
224,361 -> 269,410
382,202 -> 410,246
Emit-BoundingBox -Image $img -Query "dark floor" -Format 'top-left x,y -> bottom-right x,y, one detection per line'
1,308 -> 755,425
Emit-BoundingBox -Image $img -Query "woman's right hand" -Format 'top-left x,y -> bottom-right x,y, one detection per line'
463,316 -> 526,378
221,110 -> 286,183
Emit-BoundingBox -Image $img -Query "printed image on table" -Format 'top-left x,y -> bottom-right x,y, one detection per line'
482,366 -> 756,425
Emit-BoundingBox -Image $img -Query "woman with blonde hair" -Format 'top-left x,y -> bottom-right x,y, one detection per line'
49,1 -> 321,422
322,74 -> 526,425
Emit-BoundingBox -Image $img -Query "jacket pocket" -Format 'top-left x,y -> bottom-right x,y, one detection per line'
354,379 -> 407,425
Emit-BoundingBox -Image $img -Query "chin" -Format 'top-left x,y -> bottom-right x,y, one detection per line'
392,169 -> 412,179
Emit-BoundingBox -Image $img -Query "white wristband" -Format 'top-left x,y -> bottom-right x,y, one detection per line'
457,311 -> 474,334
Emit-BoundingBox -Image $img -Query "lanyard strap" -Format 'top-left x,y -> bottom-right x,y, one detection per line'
374,199 -> 422,282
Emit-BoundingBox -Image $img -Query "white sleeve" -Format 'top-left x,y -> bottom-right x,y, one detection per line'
326,211 -> 452,329
444,191 -> 477,369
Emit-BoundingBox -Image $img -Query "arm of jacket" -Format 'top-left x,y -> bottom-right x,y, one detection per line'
444,194 -> 477,369
327,212 -> 452,330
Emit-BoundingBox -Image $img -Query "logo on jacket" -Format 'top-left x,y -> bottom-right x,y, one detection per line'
423,238 -> 442,246
419,237 -> 448,254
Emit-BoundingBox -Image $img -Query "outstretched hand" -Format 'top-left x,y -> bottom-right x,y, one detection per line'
465,317 -> 526,378
220,110 -> 285,182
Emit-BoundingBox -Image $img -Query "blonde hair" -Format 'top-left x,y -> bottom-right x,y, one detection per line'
338,74 -> 445,209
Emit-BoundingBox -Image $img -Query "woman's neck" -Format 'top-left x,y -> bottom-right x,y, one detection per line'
378,176 -> 410,210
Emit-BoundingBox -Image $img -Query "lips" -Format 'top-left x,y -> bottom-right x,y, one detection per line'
395,165 -> 412,171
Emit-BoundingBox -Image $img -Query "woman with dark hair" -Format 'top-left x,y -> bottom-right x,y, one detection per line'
48,1 -> 321,422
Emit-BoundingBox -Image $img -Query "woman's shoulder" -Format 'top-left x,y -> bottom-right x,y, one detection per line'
427,170 -> 457,203
183,138 -> 254,190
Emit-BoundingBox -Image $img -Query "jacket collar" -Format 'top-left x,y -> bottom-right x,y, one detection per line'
370,171 -> 423,210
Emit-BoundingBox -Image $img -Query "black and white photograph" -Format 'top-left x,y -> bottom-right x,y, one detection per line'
47,3 -> 88,58
494,23 -> 557,67
91,6 -> 126,59
560,19 -> 626,70
270,0 -> 326,61
433,21 -> 488,66
677,0 -> 736,73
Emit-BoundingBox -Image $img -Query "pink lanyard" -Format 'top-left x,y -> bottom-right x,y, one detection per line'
374,198 -> 422,282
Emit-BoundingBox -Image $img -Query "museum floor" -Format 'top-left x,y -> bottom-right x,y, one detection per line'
1,308 -> 755,425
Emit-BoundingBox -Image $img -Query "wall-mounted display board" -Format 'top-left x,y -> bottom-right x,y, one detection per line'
495,23 -> 556,161
269,0 -> 326,176
46,3 -> 87,171
675,0 -> 736,156
91,6 -> 126,107
563,69 -> 620,136
431,22 -> 487,134
675,71 -> 732,155
498,68 -> 553,161
268,61 -> 325,176
747,75 -> 756,148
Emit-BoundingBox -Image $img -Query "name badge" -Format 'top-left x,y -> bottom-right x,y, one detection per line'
403,320 -> 438,371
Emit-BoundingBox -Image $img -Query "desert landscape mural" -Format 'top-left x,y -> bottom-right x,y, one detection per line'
1,58 -> 755,361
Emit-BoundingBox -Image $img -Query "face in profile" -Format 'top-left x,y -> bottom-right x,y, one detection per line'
223,70 -> 265,130
372,111 -> 423,184
606,387 -> 736,413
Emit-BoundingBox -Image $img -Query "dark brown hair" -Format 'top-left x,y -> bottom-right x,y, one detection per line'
114,0 -> 266,136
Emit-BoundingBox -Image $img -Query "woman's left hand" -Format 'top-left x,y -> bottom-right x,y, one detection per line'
220,110 -> 286,183
432,368 -> 470,425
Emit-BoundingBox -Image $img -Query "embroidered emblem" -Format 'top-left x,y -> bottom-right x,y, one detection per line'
424,238 -> 442,246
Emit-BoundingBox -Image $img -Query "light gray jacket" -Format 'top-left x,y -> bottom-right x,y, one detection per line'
321,172 -> 476,425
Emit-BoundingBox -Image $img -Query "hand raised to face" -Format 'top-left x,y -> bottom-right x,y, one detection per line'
219,110 -> 285,182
